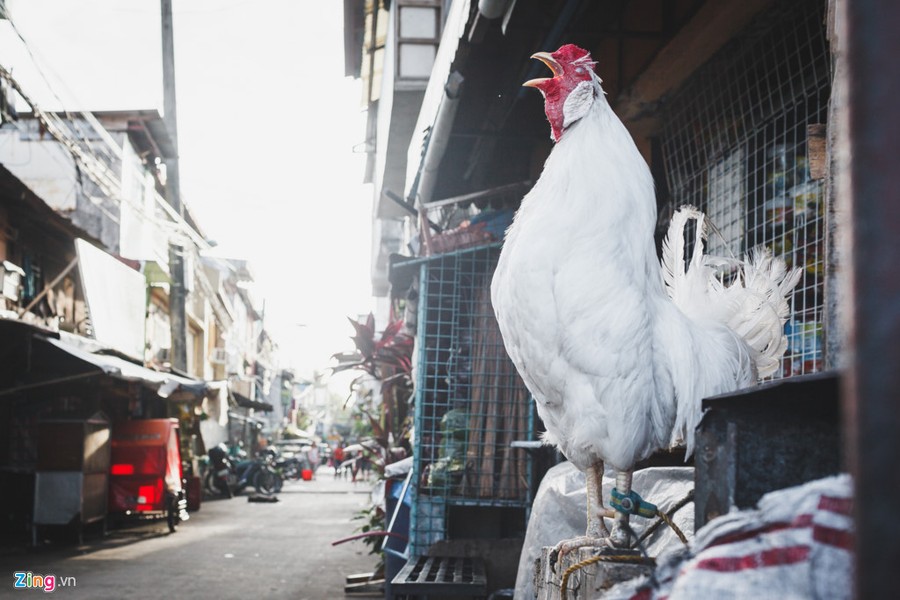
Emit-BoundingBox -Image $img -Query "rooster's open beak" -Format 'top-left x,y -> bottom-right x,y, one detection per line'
523,52 -> 562,88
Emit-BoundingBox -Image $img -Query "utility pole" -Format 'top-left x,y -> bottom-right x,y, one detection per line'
161,0 -> 181,217
167,243 -> 187,371
161,0 -> 187,371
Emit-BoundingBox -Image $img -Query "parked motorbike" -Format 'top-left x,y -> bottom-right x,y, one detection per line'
204,444 -> 279,497
271,449 -> 303,485
260,447 -> 303,493
240,457 -> 279,495
206,444 -> 234,498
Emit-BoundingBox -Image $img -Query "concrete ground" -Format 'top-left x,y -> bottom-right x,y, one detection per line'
1,467 -> 382,599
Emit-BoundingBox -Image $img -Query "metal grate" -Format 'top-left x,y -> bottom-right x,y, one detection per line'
409,243 -> 535,556
391,555 -> 488,597
660,0 -> 832,379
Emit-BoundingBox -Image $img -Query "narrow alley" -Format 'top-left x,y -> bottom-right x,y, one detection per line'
1,471 -> 378,599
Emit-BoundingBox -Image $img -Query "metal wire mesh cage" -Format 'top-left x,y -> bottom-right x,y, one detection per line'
409,243 -> 536,555
660,0 -> 831,379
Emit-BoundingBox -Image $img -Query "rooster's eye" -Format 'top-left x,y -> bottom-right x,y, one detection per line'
575,67 -> 584,74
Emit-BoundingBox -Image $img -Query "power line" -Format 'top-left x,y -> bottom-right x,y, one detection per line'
0,4 -> 122,165
0,6 -> 244,334
0,64 -> 207,249
0,5 -> 208,249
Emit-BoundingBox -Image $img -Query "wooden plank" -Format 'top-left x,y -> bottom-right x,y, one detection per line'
424,180 -> 531,210
845,1 -> 900,595
615,0 -> 776,124
807,123 -> 827,180
343,578 -> 384,593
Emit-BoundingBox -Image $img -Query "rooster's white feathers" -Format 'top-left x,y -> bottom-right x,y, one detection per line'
491,53 -> 799,472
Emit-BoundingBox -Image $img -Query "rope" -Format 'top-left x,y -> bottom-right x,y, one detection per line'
635,489 -> 694,547
559,553 -> 655,600
658,510 -> 689,545
557,490 -> 693,599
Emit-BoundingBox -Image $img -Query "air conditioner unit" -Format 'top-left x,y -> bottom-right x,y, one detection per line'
210,347 -> 228,365
1,260 -> 25,301
155,347 -> 170,363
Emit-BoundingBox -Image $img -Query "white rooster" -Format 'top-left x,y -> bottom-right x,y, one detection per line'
490,44 -> 800,554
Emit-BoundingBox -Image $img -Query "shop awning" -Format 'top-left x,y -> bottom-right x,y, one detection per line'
36,335 -> 212,400
0,322 -> 210,401
232,391 -> 274,412
227,411 -> 268,425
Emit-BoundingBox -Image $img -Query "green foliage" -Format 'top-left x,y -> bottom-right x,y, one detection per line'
332,314 -> 414,394
352,413 -> 374,440
331,313 -> 415,474
294,408 -> 311,431
333,313 -> 415,571
351,503 -> 386,573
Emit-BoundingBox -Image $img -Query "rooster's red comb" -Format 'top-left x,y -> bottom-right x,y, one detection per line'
551,44 -> 592,65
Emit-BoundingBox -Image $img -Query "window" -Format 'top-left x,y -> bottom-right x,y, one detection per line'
396,1 -> 440,80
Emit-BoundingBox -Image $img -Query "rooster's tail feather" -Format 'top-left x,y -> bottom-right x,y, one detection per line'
661,206 -> 801,380
660,205 -> 705,303
728,248 -> 802,377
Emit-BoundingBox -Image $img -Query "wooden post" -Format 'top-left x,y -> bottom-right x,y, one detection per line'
535,547 -> 653,600
160,0 -> 182,217
161,1 -> 187,372
843,0 -> 900,597
168,242 -> 187,372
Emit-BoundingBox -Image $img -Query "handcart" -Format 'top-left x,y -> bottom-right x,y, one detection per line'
32,411 -> 111,545
108,418 -> 188,533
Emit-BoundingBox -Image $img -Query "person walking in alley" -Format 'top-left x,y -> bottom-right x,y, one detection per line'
307,442 -> 319,479
333,444 -> 345,479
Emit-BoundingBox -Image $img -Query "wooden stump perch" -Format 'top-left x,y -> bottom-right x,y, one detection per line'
535,546 -> 654,600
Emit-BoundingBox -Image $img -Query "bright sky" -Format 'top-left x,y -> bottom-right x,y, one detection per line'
0,0 -> 375,382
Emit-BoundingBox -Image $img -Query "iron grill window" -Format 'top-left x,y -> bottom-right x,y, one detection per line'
409,244 -> 535,555
660,0 -> 831,379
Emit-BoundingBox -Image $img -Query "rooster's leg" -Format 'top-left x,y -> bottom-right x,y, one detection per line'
550,461 -> 615,570
609,469 -> 633,547
586,461 -> 611,539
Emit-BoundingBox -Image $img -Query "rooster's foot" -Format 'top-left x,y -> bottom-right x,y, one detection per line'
608,522 -> 631,548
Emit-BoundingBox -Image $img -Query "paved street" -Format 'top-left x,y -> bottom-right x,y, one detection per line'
1,469 -> 381,599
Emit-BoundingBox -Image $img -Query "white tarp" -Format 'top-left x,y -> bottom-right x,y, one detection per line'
515,462 -> 695,600
199,382 -> 230,449
75,238 -> 146,360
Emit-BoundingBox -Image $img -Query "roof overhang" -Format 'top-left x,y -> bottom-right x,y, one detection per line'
232,390 -> 274,412
92,109 -> 177,160
402,0 -> 777,213
0,320 -> 213,401
0,165 -> 102,247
